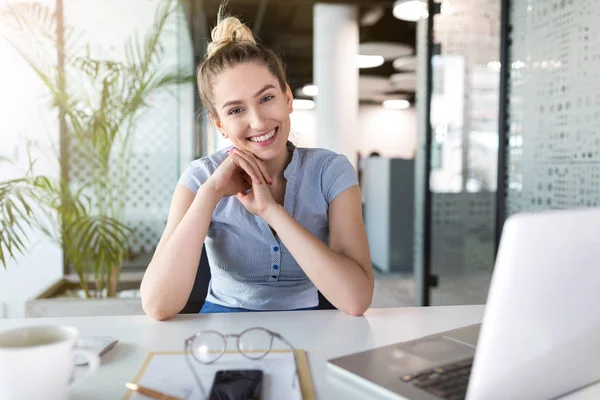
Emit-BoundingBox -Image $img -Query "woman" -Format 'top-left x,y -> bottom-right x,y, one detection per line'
140,9 -> 373,320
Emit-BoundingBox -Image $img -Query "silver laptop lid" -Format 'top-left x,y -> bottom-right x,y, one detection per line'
467,208 -> 600,400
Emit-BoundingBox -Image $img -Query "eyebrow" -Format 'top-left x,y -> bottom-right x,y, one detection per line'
221,84 -> 276,109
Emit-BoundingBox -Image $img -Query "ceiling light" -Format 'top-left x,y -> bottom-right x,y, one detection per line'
393,0 -> 428,22
293,99 -> 315,110
360,6 -> 385,26
359,42 -> 413,61
393,56 -> 417,71
383,99 -> 411,110
356,55 -> 385,69
302,84 -> 318,97
389,72 -> 417,91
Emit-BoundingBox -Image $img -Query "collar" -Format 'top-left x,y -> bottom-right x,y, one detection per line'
283,141 -> 300,180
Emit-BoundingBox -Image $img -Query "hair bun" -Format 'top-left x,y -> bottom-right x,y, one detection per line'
207,16 -> 256,58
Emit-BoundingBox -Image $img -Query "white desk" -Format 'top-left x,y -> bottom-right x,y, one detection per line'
0,305 -> 598,400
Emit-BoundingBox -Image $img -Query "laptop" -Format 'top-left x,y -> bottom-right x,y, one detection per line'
328,208 -> 600,400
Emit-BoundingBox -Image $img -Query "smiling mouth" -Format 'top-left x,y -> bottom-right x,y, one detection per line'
247,127 -> 278,143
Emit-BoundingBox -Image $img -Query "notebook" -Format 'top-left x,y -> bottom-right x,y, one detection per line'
124,349 -> 315,400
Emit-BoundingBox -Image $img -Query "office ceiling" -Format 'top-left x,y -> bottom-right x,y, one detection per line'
182,0 -> 417,103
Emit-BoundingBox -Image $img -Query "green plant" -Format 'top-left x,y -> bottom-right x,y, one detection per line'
0,157 -> 133,298
0,0 -> 194,297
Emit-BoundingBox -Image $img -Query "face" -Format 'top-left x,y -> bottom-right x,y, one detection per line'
210,62 -> 293,161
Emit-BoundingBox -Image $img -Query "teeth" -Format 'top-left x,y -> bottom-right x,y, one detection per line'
249,128 -> 276,143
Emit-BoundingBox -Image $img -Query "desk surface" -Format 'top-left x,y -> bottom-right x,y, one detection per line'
0,305 -> 598,400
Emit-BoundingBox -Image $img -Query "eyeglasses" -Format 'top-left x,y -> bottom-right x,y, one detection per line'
184,327 -> 299,398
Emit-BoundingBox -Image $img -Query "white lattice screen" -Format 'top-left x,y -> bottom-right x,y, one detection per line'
506,0 -> 600,215
64,0 -> 194,257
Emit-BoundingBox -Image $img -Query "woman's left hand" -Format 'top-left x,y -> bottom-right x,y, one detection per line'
232,148 -> 278,218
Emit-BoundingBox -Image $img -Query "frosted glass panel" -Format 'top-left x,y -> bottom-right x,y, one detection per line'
506,0 -> 600,215
428,0 -> 500,305
64,0 -> 194,259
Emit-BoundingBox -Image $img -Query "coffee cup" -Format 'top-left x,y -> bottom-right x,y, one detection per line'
0,325 -> 100,400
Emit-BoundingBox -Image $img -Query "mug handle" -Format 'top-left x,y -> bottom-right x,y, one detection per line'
69,348 -> 100,387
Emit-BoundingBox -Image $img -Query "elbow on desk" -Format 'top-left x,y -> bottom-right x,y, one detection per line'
339,295 -> 372,317
142,301 -> 178,321
343,303 -> 369,317
140,292 -> 180,321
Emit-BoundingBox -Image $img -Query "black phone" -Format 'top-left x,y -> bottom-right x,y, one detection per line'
208,369 -> 264,400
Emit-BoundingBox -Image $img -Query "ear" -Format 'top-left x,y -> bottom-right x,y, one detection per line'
284,84 -> 294,114
209,112 -> 227,137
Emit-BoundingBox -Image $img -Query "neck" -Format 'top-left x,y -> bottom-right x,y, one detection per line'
264,143 -> 292,180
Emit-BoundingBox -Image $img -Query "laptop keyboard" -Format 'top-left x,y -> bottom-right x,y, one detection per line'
400,358 -> 473,400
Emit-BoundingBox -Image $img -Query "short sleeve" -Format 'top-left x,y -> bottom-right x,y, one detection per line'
177,158 -> 214,194
321,154 -> 359,204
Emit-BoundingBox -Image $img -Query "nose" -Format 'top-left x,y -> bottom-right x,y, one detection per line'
248,107 -> 268,131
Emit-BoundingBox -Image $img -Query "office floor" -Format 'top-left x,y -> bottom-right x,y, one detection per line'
371,271 -> 492,308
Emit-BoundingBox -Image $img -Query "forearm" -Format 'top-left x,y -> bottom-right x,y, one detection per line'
141,186 -> 221,320
263,205 -> 373,316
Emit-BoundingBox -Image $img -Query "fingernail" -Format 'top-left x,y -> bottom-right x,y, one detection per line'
269,180 -> 273,185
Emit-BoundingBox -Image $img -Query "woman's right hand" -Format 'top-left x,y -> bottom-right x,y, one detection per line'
206,149 -> 272,198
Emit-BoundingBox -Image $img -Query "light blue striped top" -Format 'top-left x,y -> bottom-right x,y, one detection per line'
177,143 -> 358,310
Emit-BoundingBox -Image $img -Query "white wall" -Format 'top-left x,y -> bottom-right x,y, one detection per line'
290,105 -> 417,159
0,0 -> 63,318
0,0 -> 193,317
290,109 -> 318,148
357,105 -> 417,159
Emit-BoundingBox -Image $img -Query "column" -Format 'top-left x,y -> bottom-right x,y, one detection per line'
313,3 -> 359,166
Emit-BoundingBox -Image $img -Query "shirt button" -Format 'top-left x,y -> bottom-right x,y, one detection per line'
273,246 -> 279,252
273,264 -> 279,270
271,275 -> 277,279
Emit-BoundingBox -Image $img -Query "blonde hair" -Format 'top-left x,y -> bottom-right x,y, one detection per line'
197,5 -> 288,117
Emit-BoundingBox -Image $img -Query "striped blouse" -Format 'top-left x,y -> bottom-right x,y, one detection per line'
177,143 -> 358,310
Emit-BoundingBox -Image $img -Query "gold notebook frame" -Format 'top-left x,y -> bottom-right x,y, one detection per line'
124,349 -> 315,400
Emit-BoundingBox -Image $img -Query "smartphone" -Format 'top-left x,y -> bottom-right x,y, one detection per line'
208,369 -> 263,400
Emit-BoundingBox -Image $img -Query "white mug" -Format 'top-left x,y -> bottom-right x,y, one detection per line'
0,325 -> 100,400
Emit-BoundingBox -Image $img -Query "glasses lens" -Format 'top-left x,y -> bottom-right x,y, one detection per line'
190,331 -> 225,363
239,328 -> 272,359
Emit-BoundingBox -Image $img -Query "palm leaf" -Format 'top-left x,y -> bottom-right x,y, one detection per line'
1,0 -> 186,293
65,215 -> 134,270
0,177 -> 40,268
144,67 -> 195,92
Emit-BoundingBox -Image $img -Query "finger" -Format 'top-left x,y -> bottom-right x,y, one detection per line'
231,150 -> 266,185
231,154 -> 262,184
236,149 -> 272,185
235,187 -> 253,202
235,191 -> 246,203
252,155 -> 272,185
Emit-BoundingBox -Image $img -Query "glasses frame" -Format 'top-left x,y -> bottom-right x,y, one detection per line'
184,327 -> 299,399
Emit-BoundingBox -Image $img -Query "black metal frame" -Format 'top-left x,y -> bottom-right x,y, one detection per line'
421,0 -> 512,303
180,0 -> 209,159
420,0 -> 437,306
55,0 -> 69,275
495,0 -> 511,254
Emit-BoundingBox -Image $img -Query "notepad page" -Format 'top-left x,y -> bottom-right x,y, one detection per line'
129,351 -> 302,400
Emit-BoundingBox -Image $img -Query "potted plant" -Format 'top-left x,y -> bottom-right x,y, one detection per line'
0,0 -> 193,316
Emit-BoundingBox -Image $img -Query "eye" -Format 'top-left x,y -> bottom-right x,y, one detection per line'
228,107 -> 243,115
261,95 -> 274,103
